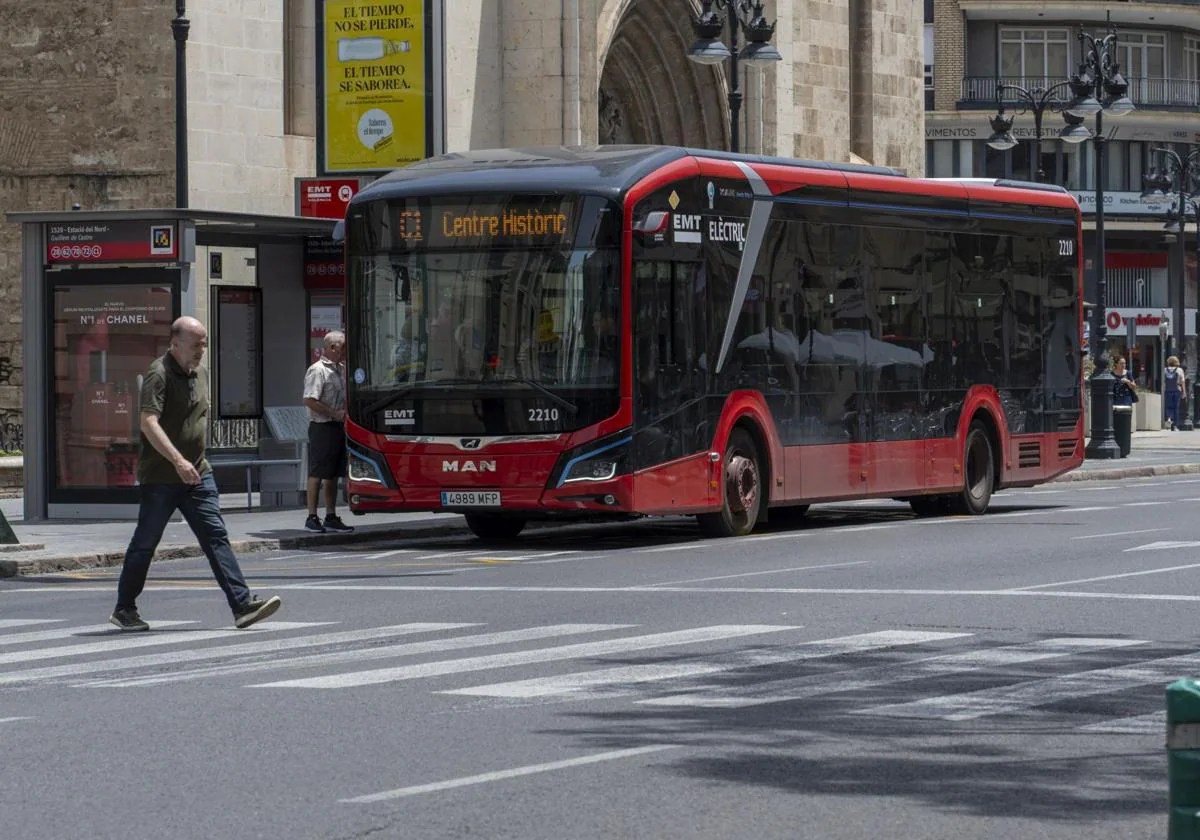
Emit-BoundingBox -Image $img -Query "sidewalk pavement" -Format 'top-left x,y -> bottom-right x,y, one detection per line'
2,430 -> 1199,577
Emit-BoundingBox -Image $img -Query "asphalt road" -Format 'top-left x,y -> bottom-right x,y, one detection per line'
4,475 -> 1200,839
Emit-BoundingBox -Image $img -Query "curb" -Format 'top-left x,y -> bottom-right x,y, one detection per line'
0,519 -> 474,578
1050,462 -> 1200,482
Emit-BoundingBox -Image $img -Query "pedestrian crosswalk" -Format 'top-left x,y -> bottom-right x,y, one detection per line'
0,617 -> 1185,734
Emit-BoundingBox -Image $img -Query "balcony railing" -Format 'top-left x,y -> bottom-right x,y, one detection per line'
959,76 -> 1200,110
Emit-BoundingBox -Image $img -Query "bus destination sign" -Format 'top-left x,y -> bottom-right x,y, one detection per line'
392,201 -> 573,248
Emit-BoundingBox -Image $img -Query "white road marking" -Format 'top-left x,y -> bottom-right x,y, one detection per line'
0,716 -> 32,724
0,620 -> 61,629
0,623 -> 473,687
861,650 -> 1200,721
1078,711 -> 1164,734
0,620 -> 194,647
1121,502 -> 1161,507
358,550 -> 415,561
340,745 -> 678,803
1125,541 -> 1200,552
443,630 -> 967,700
1009,562 -> 1200,591
1071,529 -> 1166,541
252,625 -> 799,689
640,637 -> 1146,709
265,583 -> 1200,603
638,561 -> 869,588
639,543 -> 715,553
0,621 -> 325,666
88,624 -> 627,688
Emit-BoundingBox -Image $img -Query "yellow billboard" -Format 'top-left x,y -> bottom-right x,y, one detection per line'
320,0 -> 427,174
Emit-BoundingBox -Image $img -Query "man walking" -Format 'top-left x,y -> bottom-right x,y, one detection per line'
110,316 -> 282,631
302,329 -> 354,533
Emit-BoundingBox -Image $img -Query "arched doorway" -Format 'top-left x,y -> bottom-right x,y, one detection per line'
596,0 -> 728,149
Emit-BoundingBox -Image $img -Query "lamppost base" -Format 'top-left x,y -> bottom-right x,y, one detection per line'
1085,369 -> 1121,459
1084,437 -> 1121,459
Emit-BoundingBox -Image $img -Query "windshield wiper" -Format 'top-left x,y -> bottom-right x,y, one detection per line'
492,377 -> 579,414
362,377 -> 579,416
361,379 -> 477,415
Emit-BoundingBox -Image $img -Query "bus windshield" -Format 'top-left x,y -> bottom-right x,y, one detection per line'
346,194 -> 622,434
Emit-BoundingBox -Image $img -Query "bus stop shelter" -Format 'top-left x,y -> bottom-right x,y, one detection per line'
8,209 -> 340,522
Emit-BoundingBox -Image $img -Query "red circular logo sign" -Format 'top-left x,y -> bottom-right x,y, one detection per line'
1106,311 -> 1122,330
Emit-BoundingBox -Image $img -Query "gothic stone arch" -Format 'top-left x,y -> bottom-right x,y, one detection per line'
595,0 -> 727,149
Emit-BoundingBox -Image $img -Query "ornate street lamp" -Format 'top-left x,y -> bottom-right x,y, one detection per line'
1058,20 -> 1135,459
1142,146 -> 1200,430
687,0 -> 782,154
985,81 -> 1072,183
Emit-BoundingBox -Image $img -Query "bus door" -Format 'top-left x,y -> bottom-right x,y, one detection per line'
631,259 -> 712,511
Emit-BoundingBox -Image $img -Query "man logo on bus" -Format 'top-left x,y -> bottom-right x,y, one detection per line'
442,460 -> 497,473
707,181 -> 715,209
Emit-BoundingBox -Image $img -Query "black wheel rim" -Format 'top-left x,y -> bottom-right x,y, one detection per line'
965,434 -> 990,502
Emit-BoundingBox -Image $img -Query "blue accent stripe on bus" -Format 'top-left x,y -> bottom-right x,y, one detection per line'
556,436 -> 633,488
773,195 -> 1074,225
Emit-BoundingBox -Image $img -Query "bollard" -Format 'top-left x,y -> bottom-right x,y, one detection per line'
1167,679 -> 1200,838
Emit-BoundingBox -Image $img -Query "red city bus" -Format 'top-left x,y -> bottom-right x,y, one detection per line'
341,146 -> 1083,539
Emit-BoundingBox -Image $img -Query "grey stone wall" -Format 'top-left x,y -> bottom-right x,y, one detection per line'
0,0 -> 176,444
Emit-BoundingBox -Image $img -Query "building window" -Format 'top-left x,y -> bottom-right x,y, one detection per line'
924,24 -> 934,109
1187,36 -> 1200,81
999,28 -> 1070,85
1118,31 -> 1166,102
929,140 -> 954,177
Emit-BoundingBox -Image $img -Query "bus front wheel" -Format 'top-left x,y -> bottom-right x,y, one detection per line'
464,513 -> 527,540
698,428 -> 762,538
949,421 -> 994,515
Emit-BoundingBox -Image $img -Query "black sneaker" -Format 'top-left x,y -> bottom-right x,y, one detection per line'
323,514 -> 354,534
108,607 -> 149,632
304,514 -> 325,533
233,595 -> 282,629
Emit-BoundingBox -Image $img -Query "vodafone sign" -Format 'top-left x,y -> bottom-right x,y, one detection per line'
1106,308 -> 1197,337
296,177 -> 361,220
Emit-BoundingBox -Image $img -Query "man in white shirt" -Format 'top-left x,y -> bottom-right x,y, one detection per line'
301,330 -> 353,533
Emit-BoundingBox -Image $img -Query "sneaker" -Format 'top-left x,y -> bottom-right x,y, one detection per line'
108,606 -> 149,632
304,514 -> 326,533
233,595 -> 282,629
323,514 -> 354,534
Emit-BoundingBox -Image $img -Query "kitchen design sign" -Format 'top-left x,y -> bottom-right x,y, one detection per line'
317,0 -> 444,175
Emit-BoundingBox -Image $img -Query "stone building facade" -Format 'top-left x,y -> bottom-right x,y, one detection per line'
0,0 -> 925,448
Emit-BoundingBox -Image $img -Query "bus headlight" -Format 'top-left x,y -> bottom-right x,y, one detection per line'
563,457 -> 619,483
555,433 -> 631,487
347,444 -> 393,487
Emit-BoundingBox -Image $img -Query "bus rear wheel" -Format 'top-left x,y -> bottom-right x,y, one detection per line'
949,421 -> 994,516
698,428 -> 762,538
464,513 -> 527,540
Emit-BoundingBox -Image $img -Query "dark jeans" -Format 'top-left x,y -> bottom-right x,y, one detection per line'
1166,390 -> 1182,428
116,474 -> 251,611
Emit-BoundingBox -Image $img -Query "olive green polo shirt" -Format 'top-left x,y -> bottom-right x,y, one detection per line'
137,353 -> 212,485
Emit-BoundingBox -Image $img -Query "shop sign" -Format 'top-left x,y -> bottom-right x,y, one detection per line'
1072,191 -> 1171,217
318,0 -> 430,174
297,177 -> 362,219
46,221 -> 178,264
1106,308 -> 1197,337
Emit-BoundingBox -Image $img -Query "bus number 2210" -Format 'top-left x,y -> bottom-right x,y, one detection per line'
529,408 -> 560,423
